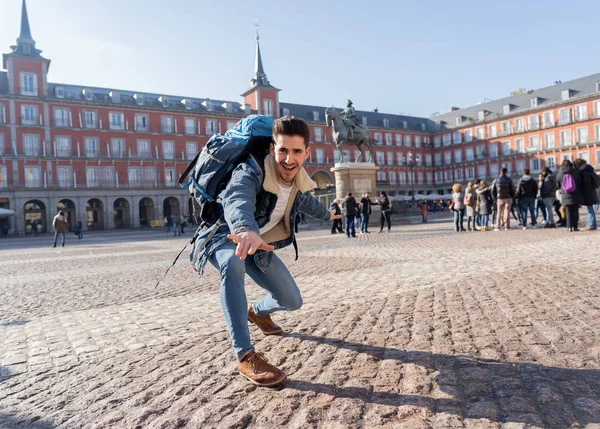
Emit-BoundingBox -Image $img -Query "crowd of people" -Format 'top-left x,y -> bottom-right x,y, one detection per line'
330,191 -> 393,237
448,159 -> 600,232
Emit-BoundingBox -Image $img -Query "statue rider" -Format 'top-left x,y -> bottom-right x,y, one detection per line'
341,99 -> 361,141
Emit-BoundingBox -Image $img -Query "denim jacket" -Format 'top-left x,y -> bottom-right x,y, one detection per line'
190,154 -> 331,275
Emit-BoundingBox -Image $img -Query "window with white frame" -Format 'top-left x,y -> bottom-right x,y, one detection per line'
399,171 -> 407,184
489,164 -> 499,177
434,152 -> 442,166
395,134 -> 402,146
417,171 -> 424,184
389,171 -> 396,184
397,152 -> 404,165
466,167 -> 474,180
128,167 -> 141,186
57,166 -> 72,187
444,151 -> 452,165
20,73 -> 37,95
136,94 -> 144,106
314,127 -> 323,142
435,171 -> 443,184
466,147 -> 474,161
110,112 -> 125,130
55,86 -> 65,98
186,142 -> 198,160
84,137 -> 99,157
23,134 -> 40,156
55,136 -> 71,157
385,133 -> 392,146
453,131 -> 462,144
54,108 -> 70,127
415,135 -> 421,147
477,164 -> 486,178
383,118 -> 389,128
576,126 -> 588,144
334,150 -> 341,163
144,167 -> 157,185
86,167 -> 99,187
164,168 -> 177,186
515,138 -> 525,153
111,138 -> 125,158
529,135 -> 540,151
424,136 -> 430,147
476,127 -> 485,139
501,121 -> 511,134
546,156 -> 556,170
489,142 -> 498,158
361,117 -> 367,126
25,166 -> 41,187
377,171 -> 386,181
184,118 -> 195,135
530,158 -> 540,173
528,115 -> 539,130
575,104 -> 588,121
374,132 -> 382,144
442,133 -> 451,146
514,118 -> 524,132
560,130 -> 572,146
454,149 -> 462,163
516,159 -> 526,173
578,151 -> 589,162
161,115 -> 174,133
103,167 -> 115,186
488,123 -> 497,138
135,114 -> 149,132
342,149 -> 351,163
501,141 -> 511,156
316,148 -> 324,164
444,170 -> 453,183
594,101 -> 600,117
562,153 -> 572,161
0,133 -> 4,156
387,152 -> 394,166
543,111 -> 554,127
558,108 -> 570,124
21,105 -> 38,125
376,151 -> 384,165
434,135 -> 441,147
281,108 -> 290,116
162,141 -> 175,159
544,132 -> 555,149
595,123 -> 600,141
404,135 -> 412,147
312,111 -> 319,121
476,145 -> 486,158
137,139 -> 151,158
426,171 -> 433,184
464,129 -> 473,142
263,100 -> 274,117
455,168 -> 464,181
205,119 -> 217,136
84,111 -> 97,129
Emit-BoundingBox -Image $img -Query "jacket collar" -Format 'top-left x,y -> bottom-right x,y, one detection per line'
262,154 -> 316,194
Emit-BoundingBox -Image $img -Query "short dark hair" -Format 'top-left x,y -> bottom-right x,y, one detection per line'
380,191 -> 387,197
573,158 -> 587,169
59,211 -> 64,216
272,116 -> 310,148
501,167 -> 508,175
541,166 -> 552,175
523,168 -> 530,175
562,159 -> 573,168
347,192 -> 353,197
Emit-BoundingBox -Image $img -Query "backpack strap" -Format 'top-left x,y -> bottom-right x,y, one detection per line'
178,152 -> 200,185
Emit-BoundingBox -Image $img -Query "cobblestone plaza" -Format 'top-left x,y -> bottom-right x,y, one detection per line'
1,219 -> 599,428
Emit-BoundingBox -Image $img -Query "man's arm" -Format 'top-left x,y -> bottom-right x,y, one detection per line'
221,163 -> 262,235
299,192 -> 337,222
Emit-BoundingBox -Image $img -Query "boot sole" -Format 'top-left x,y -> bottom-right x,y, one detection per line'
248,319 -> 284,335
239,372 -> 287,387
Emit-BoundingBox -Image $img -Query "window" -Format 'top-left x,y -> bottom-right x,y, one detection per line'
263,100 -> 274,117
489,164 -> 499,178
0,133 -> 4,156
55,137 -> 71,157
162,141 -> 175,159
444,170 -> 453,183
444,151 -> 452,165
86,167 -> 99,187
402,121 -> 408,129
466,167 -> 475,180
424,136 -> 430,147
455,168 -> 464,181
558,108 -> 570,125
314,127 -> 323,142
161,115 -> 174,133
164,168 -> 177,186
136,114 -> 149,132
453,131 -> 462,144
161,96 -> 170,108
342,149 -> 351,163
110,112 -> 125,130
442,133 -> 451,146
528,115 -> 539,130
55,86 -> 65,98
515,138 -> 525,153
377,171 -> 386,181
501,121 -> 511,135
186,142 -> 198,160
514,118 -> 524,132
83,111 -> 97,129
543,111 -> 554,127
477,164 -> 487,178
376,152 -> 384,165
226,121 -> 236,130
415,136 -> 421,148
576,126 -> 588,144
282,108 -> 290,116
312,111 -> 319,121
385,133 -> 392,146
560,130 -> 572,146
434,135 -> 441,148
84,89 -> 94,101
102,167 -> 115,186
489,143 -> 498,158
128,167 -> 141,186
25,166 -> 41,187
54,108 -> 70,127
387,152 -> 394,166
501,162 -> 511,176
316,148 -> 324,164
454,149 -> 462,163
373,132 -> 382,144
476,127 -> 485,139
334,150 -> 341,163
544,132 -> 555,149
137,140 -> 151,158
435,171 -> 443,184
575,104 -> 588,121
578,151 -> 590,162
184,118 -> 195,135
426,171 -> 433,184
389,171 -> 396,184
516,160 -> 526,174
23,134 -> 40,156
361,117 -> 367,126
21,105 -> 38,125
530,158 -> 540,173
84,137 -> 99,157
595,101 -> 600,117
464,129 -> 473,142
562,153 -> 572,161
395,134 -> 402,146
144,168 -> 157,186
57,166 -> 72,187
488,123 -> 497,138
20,73 -> 37,95
111,139 -> 125,158
417,171 -> 424,184
434,152 -> 442,166
502,141 -> 511,156
476,145 -> 486,158
529,135 -> 540,151
466,148 -> 474,161
136,94 -> 144,106
546,156 -> 556,170
205,119 -> 217,136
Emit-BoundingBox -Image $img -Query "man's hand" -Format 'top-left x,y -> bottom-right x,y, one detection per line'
329,209 -> 342,220
227,230 -> 275,261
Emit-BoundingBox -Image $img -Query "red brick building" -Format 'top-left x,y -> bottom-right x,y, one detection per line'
1,1 -> 599,235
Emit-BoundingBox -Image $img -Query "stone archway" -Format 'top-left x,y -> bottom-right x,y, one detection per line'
113,198 -> 131,229
86,198 -> 104,230
138,197 -> 154,227
163,197 -> 180,218
24,200 -> 47,234
57,199 -> 76,231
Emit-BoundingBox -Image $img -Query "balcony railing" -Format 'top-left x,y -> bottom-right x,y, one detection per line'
54,119 -> 70,127
136,150 -> 153,159
184,127 -> 196,135
161,125 -> 174,133
21,116 -> 41,126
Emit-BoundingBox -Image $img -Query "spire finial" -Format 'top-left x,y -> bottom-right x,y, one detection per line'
19,0 -> 34,42
254,20 -> 260,40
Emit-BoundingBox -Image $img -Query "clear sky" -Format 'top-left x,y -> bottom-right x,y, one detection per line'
1,0 -> 599,118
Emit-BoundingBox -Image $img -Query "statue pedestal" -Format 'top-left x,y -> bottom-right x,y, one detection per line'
330,162 -> 378,199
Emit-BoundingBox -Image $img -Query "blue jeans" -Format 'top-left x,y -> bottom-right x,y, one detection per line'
480,214 -> 489,228
53,232 -> 65,246
345,215 -> 356,237
587,205 -> 597,228
520,198 -> 536,226
453,208 -> 465,231
208,243 -> 302,358
542,198 -> 555,225
361,213 -> 370,232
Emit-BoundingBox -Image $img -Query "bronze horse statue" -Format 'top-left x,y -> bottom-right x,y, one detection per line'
325,107 -> 375,163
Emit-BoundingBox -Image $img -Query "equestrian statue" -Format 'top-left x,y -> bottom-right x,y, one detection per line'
325,100 -> 375,163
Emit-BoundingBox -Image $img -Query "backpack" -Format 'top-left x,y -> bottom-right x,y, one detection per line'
562,173 -> 576,194
591,172 -> 600,190
464,192 -> 474,206
178,115 -> 274,226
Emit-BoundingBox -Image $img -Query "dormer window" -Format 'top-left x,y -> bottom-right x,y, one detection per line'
383,118 -> 389,128
361,116 -> 367,126
402,121 -> 407,129
23,45 -> 31,55
478,110 -> 487,120
282,108 -> 290,116
312,111 -> 320,121
596,82 -> 600,92
456,116 -> 465,125
202,99 -> 213,111
561,89 -> 573,101
83,89 -> 94,101
134,94 -> 144,106
530,97 -> 539,108
55,86 -> 65,98
182,99 -> 192,110
159,96 -> 169,108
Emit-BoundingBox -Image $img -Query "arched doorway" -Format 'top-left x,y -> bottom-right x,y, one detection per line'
24,200 -> 46,234
311,170 -> 335,190
57,199 -> 76,231
138,197 -> 154,227
113,198 -> 130,229
163,197 -> 180,218
86,198 -> 104,230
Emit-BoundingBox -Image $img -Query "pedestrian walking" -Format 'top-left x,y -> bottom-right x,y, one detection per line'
556,159 -> 583,232
52,211 -> 68,247
342,192 -> 359,238
31,219 -> 38,236
330,199 -> 343,234
573,158 -> 599,231
516,168 -> 539,229
377,191 -> 392,233
421,201 -> 428,223
75,218 -> 83,240
451,183 -> 465,232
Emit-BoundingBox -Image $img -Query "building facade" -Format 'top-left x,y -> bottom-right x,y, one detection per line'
1,1 -> 600,235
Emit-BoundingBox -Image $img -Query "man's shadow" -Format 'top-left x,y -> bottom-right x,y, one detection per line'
282,333 -> 600,426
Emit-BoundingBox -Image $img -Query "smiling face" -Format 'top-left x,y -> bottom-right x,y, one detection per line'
270,134 -> 311,187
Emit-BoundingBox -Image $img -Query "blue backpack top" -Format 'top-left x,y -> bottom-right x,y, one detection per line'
178,115 -> 274,226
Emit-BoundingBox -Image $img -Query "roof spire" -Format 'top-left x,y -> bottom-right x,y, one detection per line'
253,20 -> 265,78
18,0 -> 34,43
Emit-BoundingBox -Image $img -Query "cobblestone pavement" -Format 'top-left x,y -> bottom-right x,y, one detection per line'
1,219 -> 599,428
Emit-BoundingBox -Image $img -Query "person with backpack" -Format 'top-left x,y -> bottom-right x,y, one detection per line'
342,192 -> 359,238
188,116 -> 340,387
516,168 -> 539,229
573,158 -> 599,231
539,167 -> 557,228
330,199 -> 343,234
491,167 -> 515,231
464,181 -> 477,231
476,180 -> 493,231
556,159 -> 583,232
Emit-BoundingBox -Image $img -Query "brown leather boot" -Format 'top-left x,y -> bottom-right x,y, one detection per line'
248,306 -> 283,335
238,350 -> 286,387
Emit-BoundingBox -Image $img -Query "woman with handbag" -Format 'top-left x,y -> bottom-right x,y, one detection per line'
377,191 -> 392,233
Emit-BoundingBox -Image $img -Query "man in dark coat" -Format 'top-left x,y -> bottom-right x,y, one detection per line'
573,158 -> 599,230
330,199 -> 343,234
516,168 -> 539,229
556,159 -> 584,231
342,192 -> 359,238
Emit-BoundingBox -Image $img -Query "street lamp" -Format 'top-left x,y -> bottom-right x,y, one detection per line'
404,151 -> 420,203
